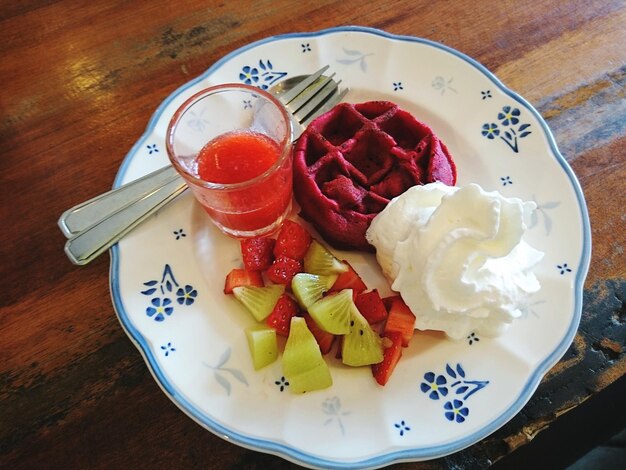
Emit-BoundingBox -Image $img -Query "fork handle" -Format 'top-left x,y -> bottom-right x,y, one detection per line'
58,165 -> 182,237
63,177 -> 187,265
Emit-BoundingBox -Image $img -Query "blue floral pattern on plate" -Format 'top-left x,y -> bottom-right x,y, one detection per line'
109,27 -> 591,469
238,59 -> 287,90
141,264 -> 197,321
420,363 -> 489,423
482,105 -> 532,152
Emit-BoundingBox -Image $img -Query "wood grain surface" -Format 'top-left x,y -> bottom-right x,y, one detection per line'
1,1 -> 625,468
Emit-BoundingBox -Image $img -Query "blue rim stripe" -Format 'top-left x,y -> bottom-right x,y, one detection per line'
110,26 -> 592,468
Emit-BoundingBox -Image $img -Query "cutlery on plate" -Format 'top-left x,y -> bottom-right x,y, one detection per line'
59,66 -> 349,265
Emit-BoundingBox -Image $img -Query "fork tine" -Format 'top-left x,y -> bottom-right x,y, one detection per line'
292,78 -> 342,124
287,73 -> 336,115
279,65 -> 330,105
300,87 -> 349,129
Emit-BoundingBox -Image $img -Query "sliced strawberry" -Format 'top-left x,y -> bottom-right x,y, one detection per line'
224,268 -> 264,294
241,237 -> 275,271
355,289 -> 388,324
273,220 -> 312,260
266,293 -> 300,337
329,261 -> 367,294
266,255 -> 303,285
383,296 -> 416,347
303,313 -> 335,355
372,332 -> 403,386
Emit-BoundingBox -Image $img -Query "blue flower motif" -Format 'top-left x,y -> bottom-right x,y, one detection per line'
482,123 -> 500,139
420,372 -> 448,400
147,144 -> 159,154
394,420 -> 411,436
176,285 -> 197,305
557,263 -> 573,275
498,106 -> 521,126
146,297 -> 173,322
393,81 -> 403,91
301,43 -> 311,52
444,399 -> 469,423
467,332 -> 480,345
275,376 -> 289,392
481,90 -> 492,99
160,342 -> 176,356
501,176 -> 513,186
239,65 -> 259,85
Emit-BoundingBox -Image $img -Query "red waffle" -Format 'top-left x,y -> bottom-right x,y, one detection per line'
293,101 -> 456,251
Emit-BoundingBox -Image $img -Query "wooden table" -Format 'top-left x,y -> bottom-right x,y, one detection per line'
2,1 -> 625,468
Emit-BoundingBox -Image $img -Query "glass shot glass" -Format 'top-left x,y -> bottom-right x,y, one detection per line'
166,84 -> 293,238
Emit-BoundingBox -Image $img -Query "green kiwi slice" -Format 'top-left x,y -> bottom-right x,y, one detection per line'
342,307 -> 384,367
283,317 -> 332,393
303,240 -> 349,275
291,272 -> 337,309
307,289 -> 354,334
232,285 -> 284,321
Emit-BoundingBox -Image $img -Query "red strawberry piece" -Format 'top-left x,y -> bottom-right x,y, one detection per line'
240,237 -> 275,271
329,261 -> 367,294
383,296 -> 416,347
304,313 -> 335,355
266,255 -> 303,285
273,220 -> 312,260
372,332 -> 403,386
355,289 -> 388,324
266,294 -> 299,337
224,268 -> 263,294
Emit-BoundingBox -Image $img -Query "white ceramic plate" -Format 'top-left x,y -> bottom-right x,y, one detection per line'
110,27 -> 591,468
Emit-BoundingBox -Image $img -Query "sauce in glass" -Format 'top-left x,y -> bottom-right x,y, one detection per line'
194,130 -> 292,234
197,130 -> 280,184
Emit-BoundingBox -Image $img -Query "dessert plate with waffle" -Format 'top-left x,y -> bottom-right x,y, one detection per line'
109,26 -> 591,468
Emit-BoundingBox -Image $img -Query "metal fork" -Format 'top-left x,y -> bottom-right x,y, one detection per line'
59,66 -> 348,265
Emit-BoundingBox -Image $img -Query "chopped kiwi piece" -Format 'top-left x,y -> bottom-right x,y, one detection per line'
283,317 -> 332,393
291,273 -> 337,309
245,326 -> 278,370
232,285 -> 284,321
303,240 -> 348,275
308,289 -> 354,335
342,307 -> 384,367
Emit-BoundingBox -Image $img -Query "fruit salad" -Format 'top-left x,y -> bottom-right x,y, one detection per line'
223,220 -> 416,392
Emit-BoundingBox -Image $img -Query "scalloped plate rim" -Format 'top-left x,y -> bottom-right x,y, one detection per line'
108,26 -> 592,469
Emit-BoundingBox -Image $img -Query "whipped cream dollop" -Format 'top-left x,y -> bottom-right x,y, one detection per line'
366,182 -> 544,339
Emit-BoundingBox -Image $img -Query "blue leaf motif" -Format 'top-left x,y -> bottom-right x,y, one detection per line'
456,364 -> 466,378
165,280 -> 173,292
456,385 -> 469,395
520,131 -> 531,138
446,364 -> 456,378
223,367 -> 249,386
214,371 -> 231,395
141,288 -> 157,296
143,280 -> 158,286
519,123 -> 531,131
259,60 -> 267,70
216,347 -> 231,368
343,47 -> 362,55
